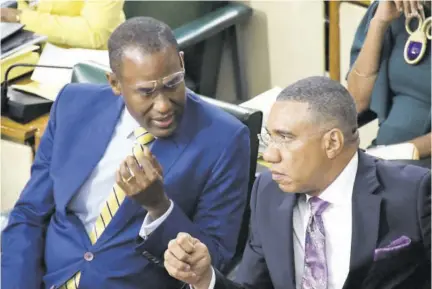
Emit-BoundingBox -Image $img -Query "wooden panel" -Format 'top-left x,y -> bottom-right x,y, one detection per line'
34,114 -> 49,150
328,0 -> 370,82
1,114 -> 49,146
329,0 -> 341,81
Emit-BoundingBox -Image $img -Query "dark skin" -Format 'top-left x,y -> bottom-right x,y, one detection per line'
0,8 -> 21,23
162,100 -> 360,288
108,45 -> 186,219
263,101 -> 358,195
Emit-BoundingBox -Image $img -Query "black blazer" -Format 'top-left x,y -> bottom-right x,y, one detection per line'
214,151 -> 431,289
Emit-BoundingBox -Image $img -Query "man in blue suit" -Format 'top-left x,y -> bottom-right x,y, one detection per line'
164,77 -> 431,289
1,17 -> 250,289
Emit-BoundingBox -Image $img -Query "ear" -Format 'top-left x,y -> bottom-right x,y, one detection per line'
107,72 -> 122,96
323,128 -> 344,159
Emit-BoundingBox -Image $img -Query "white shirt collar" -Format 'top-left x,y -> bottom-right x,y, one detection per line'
118,107 -> 140,139
305,151 -> 359,206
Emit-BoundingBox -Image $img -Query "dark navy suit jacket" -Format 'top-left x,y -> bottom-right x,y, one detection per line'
1,84 -> 250,289
214,151 -> 430,289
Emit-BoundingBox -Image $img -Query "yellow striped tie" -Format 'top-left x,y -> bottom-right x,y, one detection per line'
60,128 -> 154,289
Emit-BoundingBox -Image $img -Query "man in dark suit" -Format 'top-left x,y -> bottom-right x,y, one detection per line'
163,76 -> 431,289
1,17 -> 250,289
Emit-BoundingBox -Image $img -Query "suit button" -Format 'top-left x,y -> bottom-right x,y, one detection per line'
84,251 -> 94,261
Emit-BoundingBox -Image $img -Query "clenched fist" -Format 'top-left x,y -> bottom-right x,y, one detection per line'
164,233 -> 213,289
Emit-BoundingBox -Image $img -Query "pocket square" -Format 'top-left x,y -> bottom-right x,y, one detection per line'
374,235 -> 411,261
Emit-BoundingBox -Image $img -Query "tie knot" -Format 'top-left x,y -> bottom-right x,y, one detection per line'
134,127 -> 154,145
309,196 -> 329,216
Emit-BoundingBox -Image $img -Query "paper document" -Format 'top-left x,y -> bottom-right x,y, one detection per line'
240,87 -> 282,153
31,43 -> 109,87
365,143 -> 419,160
1,45 -> 40,83
11,81 -> 63,102
1,30 -> 46,59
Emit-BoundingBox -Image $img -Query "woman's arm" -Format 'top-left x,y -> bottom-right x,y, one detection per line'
347,18 -> 389,113
18,0 -> 125,49
409,132 -> 431,158
347,1 -> 423,113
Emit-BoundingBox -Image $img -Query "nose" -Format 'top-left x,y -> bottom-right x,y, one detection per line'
262,144 -> 281,164
153,93 -> 173,115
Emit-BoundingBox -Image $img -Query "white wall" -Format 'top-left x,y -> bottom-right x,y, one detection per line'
1,139 -> 32,212
217,0 -> 325,100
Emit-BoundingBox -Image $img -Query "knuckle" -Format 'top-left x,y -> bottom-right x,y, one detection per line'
126,155 -> 135,164
168,240 -> 176,249
178,251 -> 187,262
172,268 -> 180,277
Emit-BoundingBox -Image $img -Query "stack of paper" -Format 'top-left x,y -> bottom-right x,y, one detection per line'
1,27 -> 46,60
11,81 -> 62,102
365,143 -> 420,160
1,45 -> 40,83
31,43 -> 109,88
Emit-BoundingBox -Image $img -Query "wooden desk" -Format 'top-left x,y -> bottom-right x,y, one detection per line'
34,114 -> 49,150
1,75 -> 50,152
1,113 -> 49,151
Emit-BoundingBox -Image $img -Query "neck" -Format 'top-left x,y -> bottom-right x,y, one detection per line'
310,146 -> 358,197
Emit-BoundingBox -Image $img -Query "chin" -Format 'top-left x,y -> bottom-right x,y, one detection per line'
277,182 -> 298,193
152,123 -> 178,138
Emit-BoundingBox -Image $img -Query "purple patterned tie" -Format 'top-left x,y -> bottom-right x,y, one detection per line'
301,196 -> 330,289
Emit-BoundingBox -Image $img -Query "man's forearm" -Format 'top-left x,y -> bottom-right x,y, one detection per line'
409,132 -> 431,158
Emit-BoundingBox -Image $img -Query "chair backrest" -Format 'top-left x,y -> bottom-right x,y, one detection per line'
123,1 -> 222,28
70,62 -> 263,270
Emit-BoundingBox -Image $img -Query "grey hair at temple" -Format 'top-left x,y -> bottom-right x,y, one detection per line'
108,16 -> 179,75
277,76 -> 359,144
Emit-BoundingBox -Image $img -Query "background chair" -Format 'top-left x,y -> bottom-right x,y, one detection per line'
123,1 -> 252,103
70,61 -> 263,275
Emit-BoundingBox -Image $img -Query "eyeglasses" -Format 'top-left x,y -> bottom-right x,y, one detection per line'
258,127 -> 358,149
258,130 -> 328,149
258,132 -> 297,149
135,58 -> 186,96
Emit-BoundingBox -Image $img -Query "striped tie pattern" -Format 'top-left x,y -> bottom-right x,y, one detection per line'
60,128 -> 154,289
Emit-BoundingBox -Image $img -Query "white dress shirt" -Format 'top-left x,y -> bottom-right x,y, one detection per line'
293,152 -> 357,289
68,107 -> 173,239
205,152 -> 358,289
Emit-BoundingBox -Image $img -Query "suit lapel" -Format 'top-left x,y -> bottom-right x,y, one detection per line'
276,189 -> 297,288
343,150 -> 382,288
60,88 -> 124,208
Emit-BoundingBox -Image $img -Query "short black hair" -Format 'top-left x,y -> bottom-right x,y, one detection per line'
108,16 -> 179,75
277,76 -> 359,144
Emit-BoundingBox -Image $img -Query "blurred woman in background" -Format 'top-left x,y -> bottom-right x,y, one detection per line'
348,0 -> 431,159
0,0 -> 125,49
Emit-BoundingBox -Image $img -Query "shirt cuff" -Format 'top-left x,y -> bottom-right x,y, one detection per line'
189,268 -> 215,289
138,200 -> 174,239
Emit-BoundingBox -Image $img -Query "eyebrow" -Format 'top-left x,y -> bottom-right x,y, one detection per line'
265,127 -> 296,137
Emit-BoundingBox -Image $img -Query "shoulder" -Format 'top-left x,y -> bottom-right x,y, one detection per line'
52,83 -> 118,122
56,83 -> 115,106
374,158 -> 430,191
369,156 -> 430,212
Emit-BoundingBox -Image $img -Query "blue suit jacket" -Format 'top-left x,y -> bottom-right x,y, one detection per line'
1,84 -> 250,289
213,151 -> 431,289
